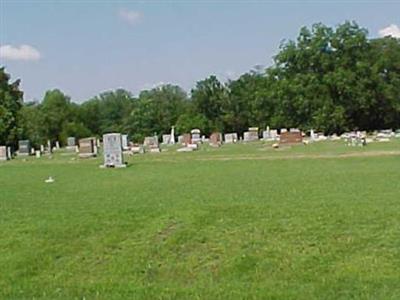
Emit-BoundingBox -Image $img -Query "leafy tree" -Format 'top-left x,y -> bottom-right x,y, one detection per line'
124,85 -> 188,141
0,68 -> 23,146
191,76 -> 227,134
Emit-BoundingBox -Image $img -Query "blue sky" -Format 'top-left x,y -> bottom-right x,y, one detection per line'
1,0 -> 399,102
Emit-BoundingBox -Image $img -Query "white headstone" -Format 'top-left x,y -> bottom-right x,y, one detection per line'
224,133 -> 238,144
170,126 -> 176,144
310,129 -> 316,141
102,133 -> 126,168
191,129 -> 201,143
121,134 -> 129,150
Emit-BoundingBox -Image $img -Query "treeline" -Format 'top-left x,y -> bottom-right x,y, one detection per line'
1,21 -> 399,147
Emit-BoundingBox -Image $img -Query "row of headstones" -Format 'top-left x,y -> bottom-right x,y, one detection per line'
0,139 -> 61,160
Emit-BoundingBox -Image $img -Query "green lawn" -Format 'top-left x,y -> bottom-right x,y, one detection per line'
1,140 -> 400,299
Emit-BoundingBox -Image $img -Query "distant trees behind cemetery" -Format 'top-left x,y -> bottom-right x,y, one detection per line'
1,21 -> 399,147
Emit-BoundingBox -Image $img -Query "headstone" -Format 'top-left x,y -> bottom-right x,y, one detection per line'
243,127 -> 259,142
7,147 -> 11,159
47,140 -> 52,152
66,137 -> 76,150
210,132 -> 222,147
162,134 -> 171,145
280,128 -> 287,133
40,144 -> 45,153
270,129 -> 278,140
121,134 -> 129,150
310,129 -> 316,141
191,129 -> 201,143
182,133 -> 192,145
35,150 -> 41,158
290,128 -> 300,133
31,148 -> 35,155
143,136 -> 159,148
224,133 -> 238,144
279,131 -> 303,145
102,133 -> 126,168
169,126 -> 176,145
177,135 -> 184,144
0,146 -> 9,161
55,141 -> 60,149
78,137 -> 96,158
18,140 -> 31,156
262,126 -> 271,140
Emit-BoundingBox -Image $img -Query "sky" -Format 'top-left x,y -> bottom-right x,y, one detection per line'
1,0 -> 399,102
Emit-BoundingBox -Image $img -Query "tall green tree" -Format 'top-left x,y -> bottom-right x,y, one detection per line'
191,76 -> 227,134
125,85 -> 188,141
0,68 -> 23,146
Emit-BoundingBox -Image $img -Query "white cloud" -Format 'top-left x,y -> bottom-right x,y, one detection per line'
0,44 -> 41,61
118,9 -> 142,25
378,24 -> 400,38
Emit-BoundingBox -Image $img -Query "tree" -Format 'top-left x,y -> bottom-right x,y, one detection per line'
191,76 -> 227,134
40,89 -> 74,144
0,68 -> 23,146
124,85 -> 188,141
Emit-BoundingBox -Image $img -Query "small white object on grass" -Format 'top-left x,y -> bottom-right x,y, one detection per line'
45,176 -> 55,183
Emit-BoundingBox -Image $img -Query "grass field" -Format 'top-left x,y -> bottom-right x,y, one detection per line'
1,140 -> 400,299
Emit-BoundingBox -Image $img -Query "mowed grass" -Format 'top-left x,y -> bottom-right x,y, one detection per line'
1,141 -> 400,299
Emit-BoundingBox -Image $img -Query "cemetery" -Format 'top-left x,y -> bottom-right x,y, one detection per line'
1,130 -> 400,298
1,7 -> 400,298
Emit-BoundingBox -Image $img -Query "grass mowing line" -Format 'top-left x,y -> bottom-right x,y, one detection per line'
135,150 -> 400,163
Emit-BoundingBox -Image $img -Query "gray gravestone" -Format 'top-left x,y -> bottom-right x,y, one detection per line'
18,140 -> 31,155
102,133 -> 126,168
67,137 -> 76,147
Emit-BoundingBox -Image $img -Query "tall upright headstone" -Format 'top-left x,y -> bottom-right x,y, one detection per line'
102,133 -> 126,168
0,146 -> 9,161
162,134 -> 171,145
169,126 -> 175,145
121,134 -> 129,150
18,140 -> 31,156
66,137 -> 76,150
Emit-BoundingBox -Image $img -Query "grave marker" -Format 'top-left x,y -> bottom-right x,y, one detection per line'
18,140 -> 31,156
279,131 -> 303,145
78,137 -> 96,158
0,146 -> 9,161
210,132 -> 222,147
224,133 -> 238,144
102,133 -> 126,168
191,129 -> 201,143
